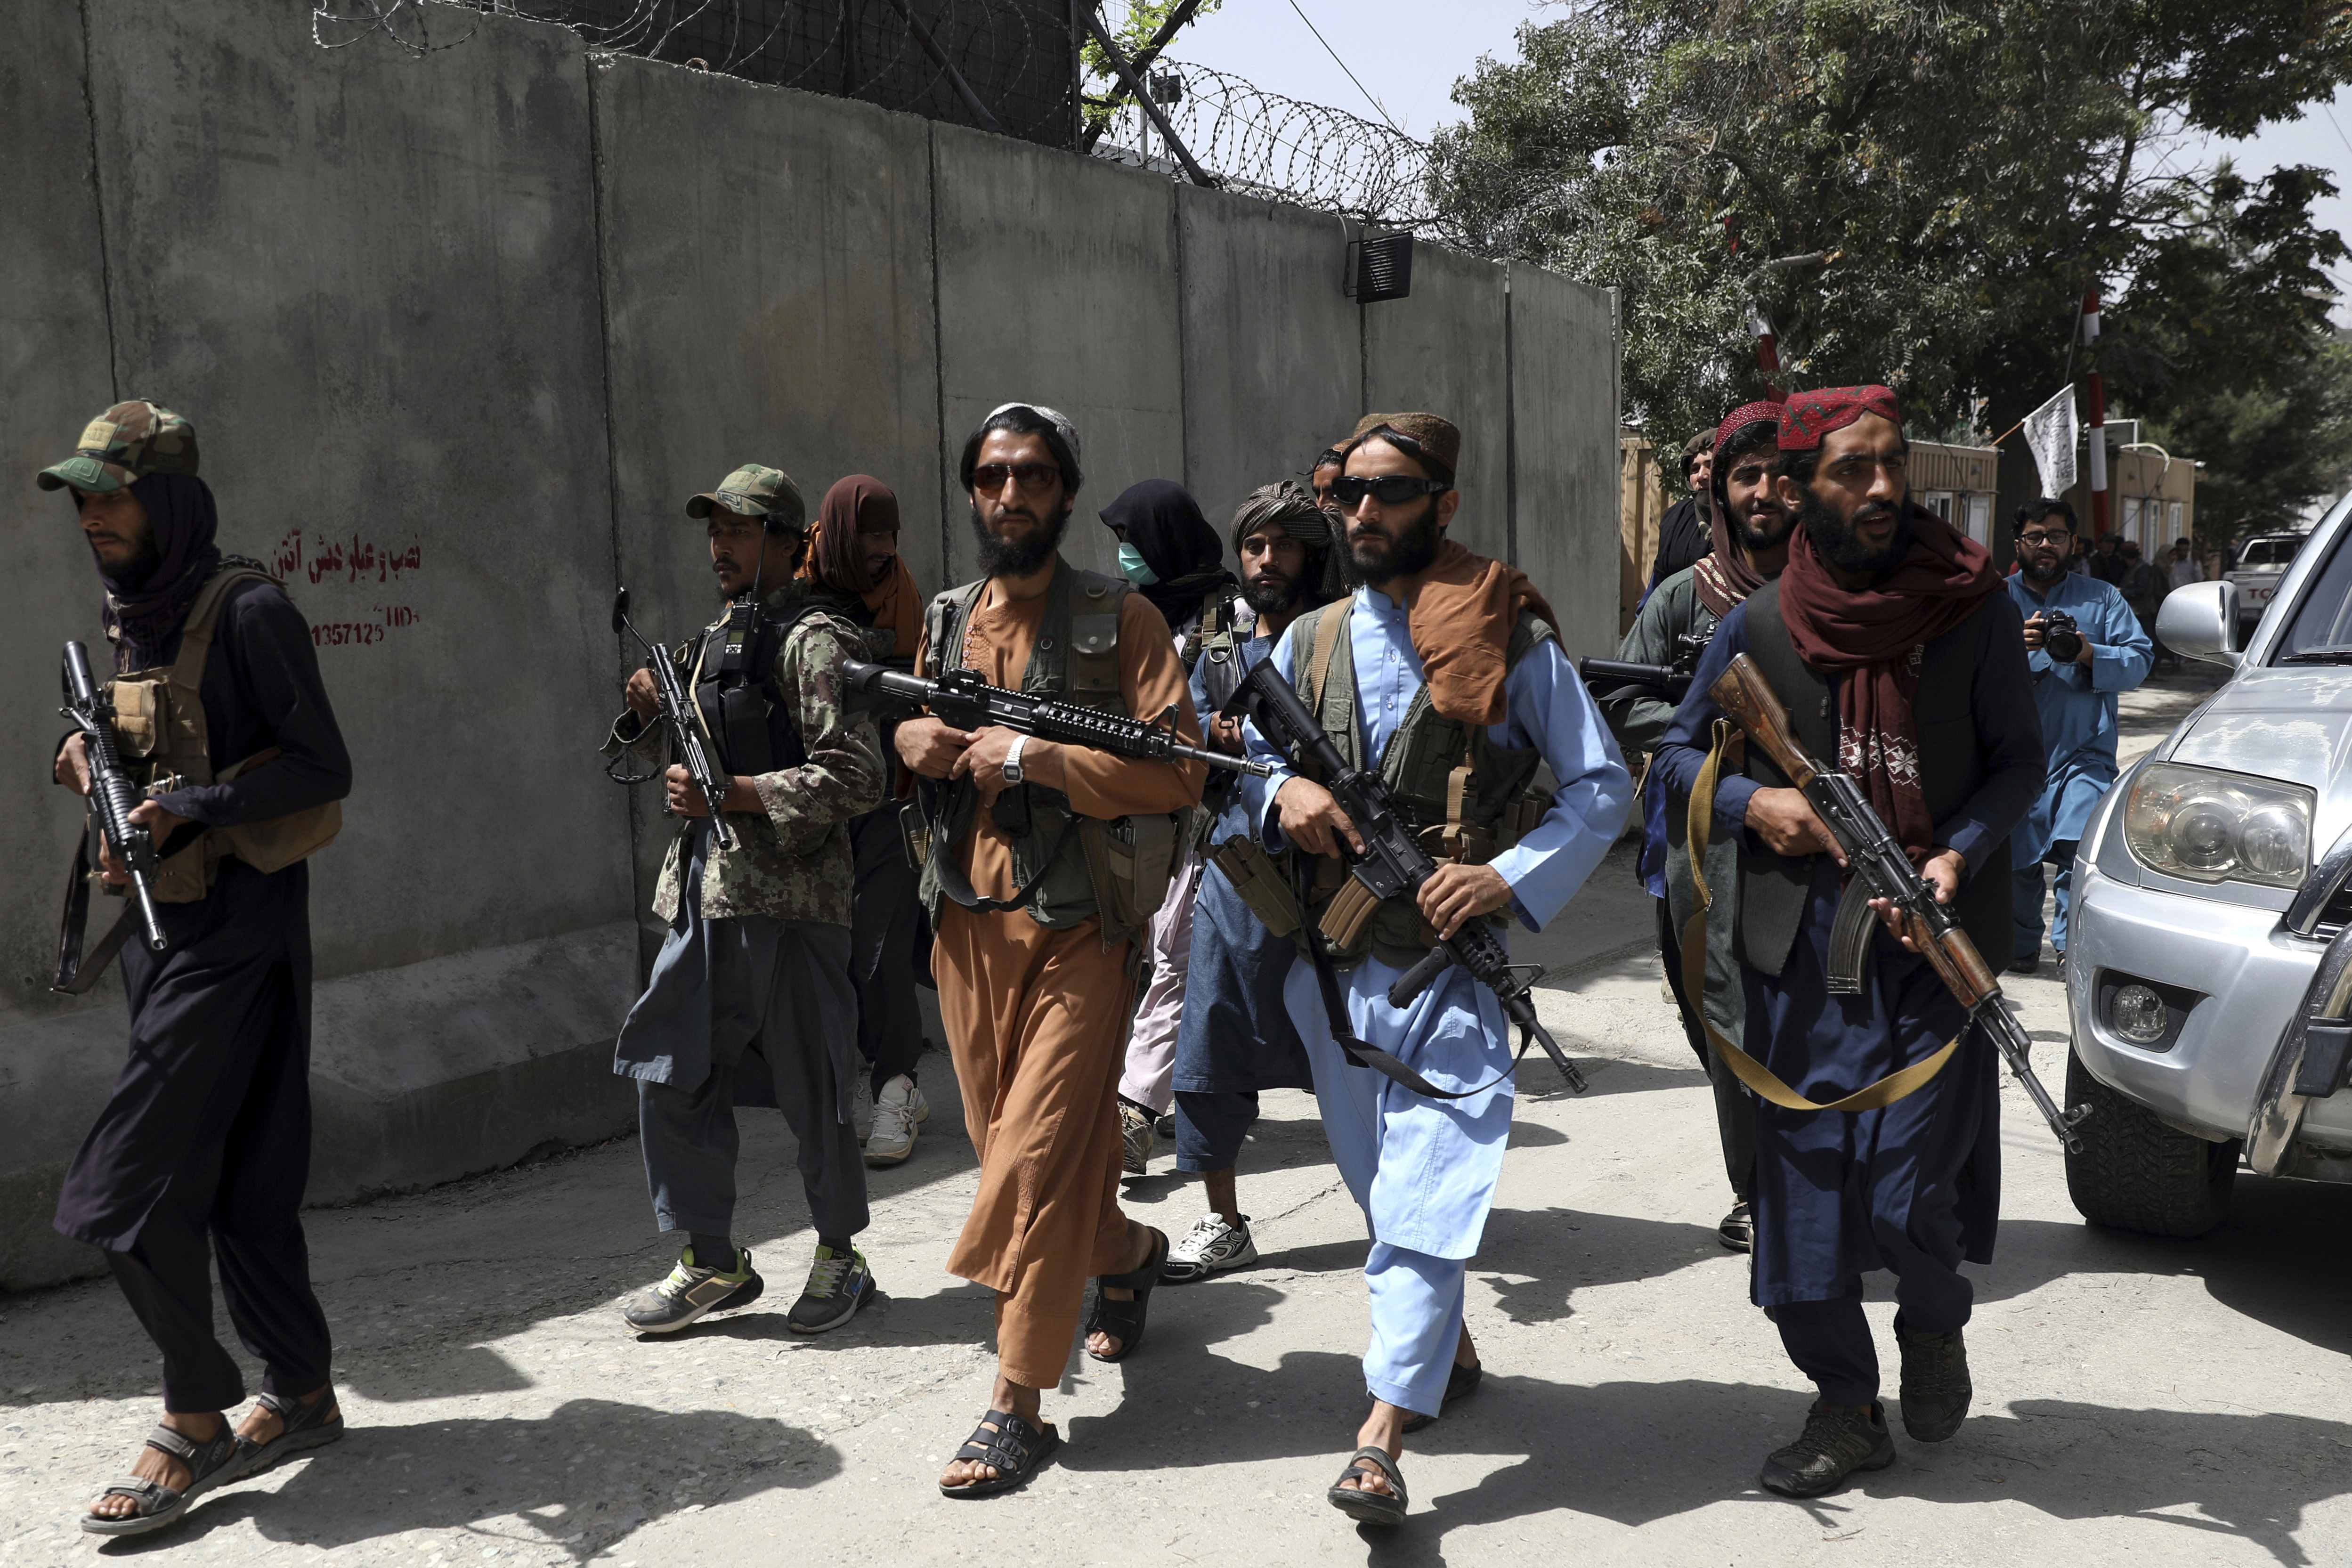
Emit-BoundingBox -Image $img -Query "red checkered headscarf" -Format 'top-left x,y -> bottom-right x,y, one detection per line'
1776,385 -> 1900,452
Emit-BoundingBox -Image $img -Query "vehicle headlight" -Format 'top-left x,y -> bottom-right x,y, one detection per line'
2123,763 -> 2314,889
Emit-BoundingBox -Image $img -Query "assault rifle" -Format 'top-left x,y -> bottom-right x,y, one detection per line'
1220,658 -> 1588,1097
843,660 -> 1270,776
1711,652 -> 2092,1149
608,588 -> 737,852
1577,658 -> 1688,700
57,639 -> 169,966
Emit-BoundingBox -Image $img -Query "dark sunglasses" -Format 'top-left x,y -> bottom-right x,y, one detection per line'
1330,473 -> 1453,508
972,462 -> 1061,493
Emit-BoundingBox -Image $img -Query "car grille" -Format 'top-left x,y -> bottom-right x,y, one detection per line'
2316,885 -> 2352,940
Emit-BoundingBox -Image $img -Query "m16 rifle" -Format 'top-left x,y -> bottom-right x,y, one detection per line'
607,588 -> 737,852
54,640 -> 169,991
1711,651 -> 2092,1150
1219,657 -> 1587,1099
843,660 -> 1270,777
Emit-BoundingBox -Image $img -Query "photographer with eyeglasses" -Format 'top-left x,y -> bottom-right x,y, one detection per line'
2004,497 -> 2152,974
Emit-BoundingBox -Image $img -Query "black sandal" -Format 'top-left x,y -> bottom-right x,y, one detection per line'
234,1387 -> 345,1479
939,1409 -> 1061,1499
1083,1227 -> 1168,1363
81,1422 -> 244,1537
1327,1445 -> 1409,1527
1401,1358 -> 1484,1434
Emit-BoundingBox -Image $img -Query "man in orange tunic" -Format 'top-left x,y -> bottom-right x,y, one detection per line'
896,403 -> 1205,1498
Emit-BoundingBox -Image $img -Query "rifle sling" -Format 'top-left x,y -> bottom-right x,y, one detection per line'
52,832 -> 138,995
927,810 -> 1081,916
1291,855 -> 1527,1102
1683,717 -> 1959,1112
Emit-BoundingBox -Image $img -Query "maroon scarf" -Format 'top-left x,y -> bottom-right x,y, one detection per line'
1779,507 -> 1999,861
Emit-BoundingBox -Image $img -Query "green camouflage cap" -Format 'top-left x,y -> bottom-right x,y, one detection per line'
686,463 -> 806,530
37,399 -> 199,492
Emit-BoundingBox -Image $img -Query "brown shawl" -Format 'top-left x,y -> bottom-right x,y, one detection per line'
1397,539 -> 1558,724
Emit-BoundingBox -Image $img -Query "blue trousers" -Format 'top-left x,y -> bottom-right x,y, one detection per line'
2011,839 -> 2077,960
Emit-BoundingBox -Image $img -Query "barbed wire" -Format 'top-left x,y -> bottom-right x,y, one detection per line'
1090,61 -> 1466,243
314,0 -> 1076,142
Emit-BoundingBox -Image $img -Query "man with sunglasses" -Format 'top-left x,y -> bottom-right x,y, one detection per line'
2003,497 -> 2150,974
1239,412 -> 1631,1525
896,403 -> 1204,1498
1652,386 -> 2042,1498
1601,402 -> 1794,1254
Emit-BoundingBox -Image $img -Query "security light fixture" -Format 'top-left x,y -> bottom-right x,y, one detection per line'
1346,230 -> 1414,304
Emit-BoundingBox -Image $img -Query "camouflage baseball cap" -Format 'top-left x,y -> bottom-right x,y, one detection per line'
37,400 -> 199,492
686,463 -> 806,530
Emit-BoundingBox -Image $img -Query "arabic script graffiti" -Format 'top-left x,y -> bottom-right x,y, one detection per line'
274,529 -> 424,585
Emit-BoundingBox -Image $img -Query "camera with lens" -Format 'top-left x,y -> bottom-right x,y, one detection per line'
2043,610 -> 2084,664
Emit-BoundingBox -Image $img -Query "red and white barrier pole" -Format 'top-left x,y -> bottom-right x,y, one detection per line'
2082,288 -> 2108,538
1753,312 -> 1785,404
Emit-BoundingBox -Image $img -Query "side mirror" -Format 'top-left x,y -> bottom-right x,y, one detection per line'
2155,579 -> 2241,668
611,587 -> 631,636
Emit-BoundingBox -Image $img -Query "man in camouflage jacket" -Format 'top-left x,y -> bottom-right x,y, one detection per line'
602,464 -> 886,1336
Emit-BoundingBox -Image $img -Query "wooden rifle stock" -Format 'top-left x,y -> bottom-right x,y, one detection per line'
1709,654 -> 1821,789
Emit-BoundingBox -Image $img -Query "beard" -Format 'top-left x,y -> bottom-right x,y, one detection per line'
1728,499 -> 1792,557
1346,498 -> 1443,583
1244,564 -> 1314,618
1799,489 -> 1912,573
2021,551 -> 2070,586
969,498 -> 1071,579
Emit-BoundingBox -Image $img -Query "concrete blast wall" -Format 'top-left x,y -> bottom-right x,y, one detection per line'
0,0 -> 1619,1289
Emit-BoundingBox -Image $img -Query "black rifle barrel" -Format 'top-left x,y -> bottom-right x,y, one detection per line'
59,641 -> 168,953
1578,657 -> 1689,699
844,660 -> 1270,777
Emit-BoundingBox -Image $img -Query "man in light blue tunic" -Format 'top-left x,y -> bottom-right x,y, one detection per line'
2002,498 -> 2152,971
1239,413 -> 1632,1525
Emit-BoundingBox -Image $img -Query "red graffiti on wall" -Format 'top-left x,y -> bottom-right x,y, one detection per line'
310,605 -> 422,648
274,529 -> 424,585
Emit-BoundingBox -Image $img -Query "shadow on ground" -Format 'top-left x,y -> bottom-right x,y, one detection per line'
97,1398 -> 839,1562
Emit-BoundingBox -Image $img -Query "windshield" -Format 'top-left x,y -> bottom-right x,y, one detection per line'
2240,537 -> 2300,568
2276,527 -> 2352,659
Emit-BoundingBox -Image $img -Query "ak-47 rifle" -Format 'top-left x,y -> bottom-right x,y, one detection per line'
1711,651 -> 2092,1149
1220,657 -> 1587,1098
843,660 -> 1270,777
607,588 -> 738,852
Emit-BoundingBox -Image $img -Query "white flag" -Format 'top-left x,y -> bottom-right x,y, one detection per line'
2021,384 -> 2078,499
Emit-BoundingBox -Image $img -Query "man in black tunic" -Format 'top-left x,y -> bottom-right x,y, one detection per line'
45,402 -> 354,1535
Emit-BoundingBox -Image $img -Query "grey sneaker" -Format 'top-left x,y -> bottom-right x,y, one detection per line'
1759,1402 -> 1897,1498
1119,1098 -> 1155,1175
1161,1213 -> 1257,1283
788,1245 -> 877,1333
621,1246 -> 763,1333
1896,1317 -> 1972,1441
864,1075 -> 928,1167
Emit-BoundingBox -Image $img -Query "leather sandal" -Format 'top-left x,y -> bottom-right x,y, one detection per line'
1083,1227 -> 1169,1363
234,1387 -> 345,1479
81,1422 -> 244,1537
1327,1445 -> 1409,1527
939,1409 -> 1061,1499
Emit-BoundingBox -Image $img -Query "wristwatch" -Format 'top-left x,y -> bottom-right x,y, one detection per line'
1002,734 -> 1027,786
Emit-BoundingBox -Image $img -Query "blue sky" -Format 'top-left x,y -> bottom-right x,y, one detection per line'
1156,1 -> 2352,318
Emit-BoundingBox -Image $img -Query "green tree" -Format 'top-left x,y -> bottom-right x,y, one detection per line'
1434,0 -> 2352,521
1079,0 -> 1221,147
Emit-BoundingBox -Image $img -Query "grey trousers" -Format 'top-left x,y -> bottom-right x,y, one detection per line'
634,917 -> 870,1243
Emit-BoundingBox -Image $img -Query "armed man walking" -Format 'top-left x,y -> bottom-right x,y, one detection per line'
44,402 -> 353,1536
605,463 -> 885,1338
1654,386 -> 2044,1498
896,404 -> 1204,1498
1240,413 -> 1632,1526
1162,480 -> 1339,1283
2004,498 -> 2151,974
1602,401 -> 1796,1252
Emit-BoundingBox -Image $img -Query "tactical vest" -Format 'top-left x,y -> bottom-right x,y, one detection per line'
107,563 -> 342,902
1734,580 -> 2011,974
686,589 -> 844,780
916,558 -> 1181,948
1284,597 -> 1555,969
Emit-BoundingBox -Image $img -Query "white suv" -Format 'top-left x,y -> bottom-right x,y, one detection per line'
2226,532 -> 2305,639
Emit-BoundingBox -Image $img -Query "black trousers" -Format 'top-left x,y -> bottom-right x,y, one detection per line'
69,930 -> 332,1414
847,806 -> 925,1096
1656,896 -> 1756,1201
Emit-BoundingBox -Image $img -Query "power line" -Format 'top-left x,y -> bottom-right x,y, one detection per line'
1283,0 -> 1401,135
2324,103 -> 2352,165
